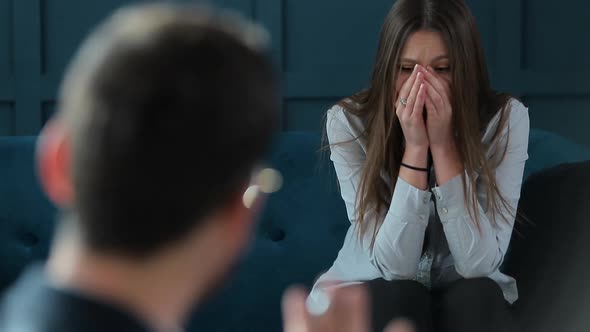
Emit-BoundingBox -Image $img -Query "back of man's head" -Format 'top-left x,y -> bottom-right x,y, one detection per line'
45,3 -> 279,258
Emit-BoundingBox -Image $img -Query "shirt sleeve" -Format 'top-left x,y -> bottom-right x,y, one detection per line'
432,100 -> 530,278
326,106 -> 432,279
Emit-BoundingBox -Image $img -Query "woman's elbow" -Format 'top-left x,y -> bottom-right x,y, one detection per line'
370,253 -> 418,280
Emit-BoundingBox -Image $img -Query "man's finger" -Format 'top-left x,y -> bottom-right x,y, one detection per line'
331,286 -> 370,332
282,287 -> 310,332
384,319 -> 416,332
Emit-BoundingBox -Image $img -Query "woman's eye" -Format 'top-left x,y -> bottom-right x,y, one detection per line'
435,67 -> 450,72
400,67 -> 414,72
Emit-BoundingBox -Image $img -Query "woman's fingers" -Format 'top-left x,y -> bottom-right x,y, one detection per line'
402,71 -> 423,118
424,66 -> 449,91
423,67 -> 450,106
423,80 -> 445,113
412,83 -> 426,118
425,92 -> 436,116
397,66 -> 429,147
396,65 -> 420,107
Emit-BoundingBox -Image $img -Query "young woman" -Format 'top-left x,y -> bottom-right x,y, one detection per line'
307,1 -> 529,331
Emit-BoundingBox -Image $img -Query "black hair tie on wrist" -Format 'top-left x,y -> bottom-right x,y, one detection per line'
401,162 -> 429,172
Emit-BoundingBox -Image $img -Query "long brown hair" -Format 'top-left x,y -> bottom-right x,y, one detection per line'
339,0 -> 515,243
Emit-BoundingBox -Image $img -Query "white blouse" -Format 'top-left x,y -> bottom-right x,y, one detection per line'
307,99 -> 530,312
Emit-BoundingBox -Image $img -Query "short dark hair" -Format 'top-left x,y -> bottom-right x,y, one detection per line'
56,4 -> 279,257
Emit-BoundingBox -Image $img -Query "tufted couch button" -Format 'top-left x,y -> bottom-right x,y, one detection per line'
21,232 -> 40,248
268,229 -> 286,242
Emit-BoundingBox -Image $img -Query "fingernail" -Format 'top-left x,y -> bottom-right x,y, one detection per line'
307,290 -> 331,316
385,319 -> 415,332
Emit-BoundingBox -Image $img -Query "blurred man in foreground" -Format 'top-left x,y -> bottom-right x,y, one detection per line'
1,4 -> 277,331
0,3 -> 412,332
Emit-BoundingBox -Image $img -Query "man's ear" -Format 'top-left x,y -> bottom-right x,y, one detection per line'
36,119 -> 74,207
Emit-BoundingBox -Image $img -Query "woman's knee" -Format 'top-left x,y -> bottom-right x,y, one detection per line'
367,279 -> 433,332
451,278 -> 502,295
438,278 -> 516,332
442,278 -> 506,308
368,279 -> 430,301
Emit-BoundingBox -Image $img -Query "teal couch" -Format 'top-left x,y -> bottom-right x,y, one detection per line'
1,130 -> 590,332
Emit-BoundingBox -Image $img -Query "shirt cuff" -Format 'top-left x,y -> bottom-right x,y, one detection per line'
389,177 -> 432,227
432,173 -> 471,221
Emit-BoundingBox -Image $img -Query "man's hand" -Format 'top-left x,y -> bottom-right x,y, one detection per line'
384,320 -> 415,332
282,286 -> 415,332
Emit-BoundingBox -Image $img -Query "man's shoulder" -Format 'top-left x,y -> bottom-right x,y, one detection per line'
0,267 -> 148,332
0,266 -> 48,332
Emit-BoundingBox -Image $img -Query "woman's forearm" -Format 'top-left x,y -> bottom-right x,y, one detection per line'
399,145 -> 429,190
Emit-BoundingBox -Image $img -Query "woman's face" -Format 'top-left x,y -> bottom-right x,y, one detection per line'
395,29 -> 451,95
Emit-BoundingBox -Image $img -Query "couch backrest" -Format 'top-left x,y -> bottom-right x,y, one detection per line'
525,129 -> 590,178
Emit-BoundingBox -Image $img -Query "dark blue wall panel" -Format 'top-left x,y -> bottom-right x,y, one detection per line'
1,0 -> 590,146
42,0 -> 141,79
284,99 -> 338,132
522,0 -> 590,70
0,102 -> 14,135
0,0 -> 12,77
0,0 -> 13,136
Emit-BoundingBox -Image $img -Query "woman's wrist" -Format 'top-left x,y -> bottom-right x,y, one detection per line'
400,145 -> 429,190
430,141 -> 456,157
403,145 -> 429,168
430,142 -> 463,185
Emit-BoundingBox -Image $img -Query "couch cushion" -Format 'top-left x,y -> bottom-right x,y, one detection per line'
0,137 -> 56,294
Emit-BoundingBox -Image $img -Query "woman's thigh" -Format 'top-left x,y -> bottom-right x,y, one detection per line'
366,279 -> 433,332
434,278 -> 519,332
